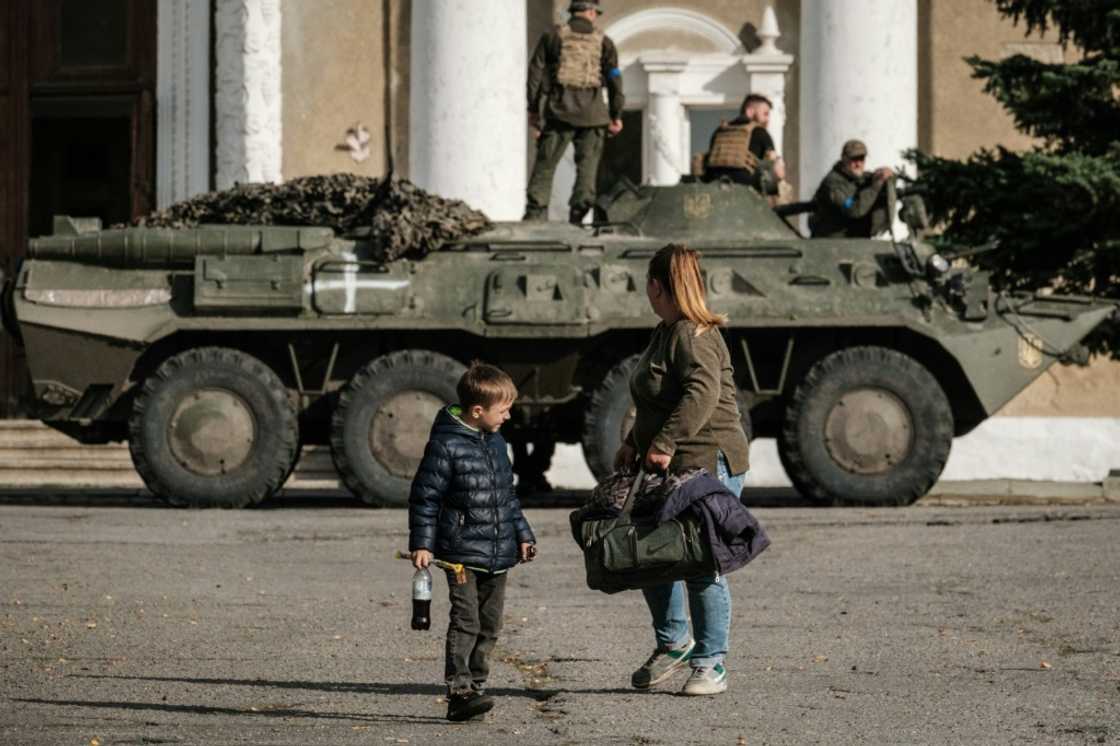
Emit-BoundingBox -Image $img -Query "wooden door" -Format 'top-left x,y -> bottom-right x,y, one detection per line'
0,0 -> 156,417
0,1 -> 31,416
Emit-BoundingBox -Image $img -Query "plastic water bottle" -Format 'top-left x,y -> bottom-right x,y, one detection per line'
411,567 -> 432,630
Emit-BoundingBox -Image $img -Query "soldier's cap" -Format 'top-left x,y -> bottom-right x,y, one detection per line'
841,139 -> 868,160
569,0 -> 604,14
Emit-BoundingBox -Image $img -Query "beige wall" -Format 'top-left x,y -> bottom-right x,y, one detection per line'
999,357 -> 1120,417
920,0 -> 1062,159
281,0 -> 389,180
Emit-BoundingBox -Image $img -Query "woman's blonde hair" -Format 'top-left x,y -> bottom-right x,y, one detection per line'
648,243 -> 727,330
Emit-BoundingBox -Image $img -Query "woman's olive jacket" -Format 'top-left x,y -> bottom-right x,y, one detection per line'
408,407 -> 535,573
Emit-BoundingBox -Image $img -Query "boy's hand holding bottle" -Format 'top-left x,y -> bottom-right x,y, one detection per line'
412,549 -> 433,569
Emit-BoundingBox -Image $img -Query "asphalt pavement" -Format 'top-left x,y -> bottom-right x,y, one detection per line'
1,498 -> 1118,745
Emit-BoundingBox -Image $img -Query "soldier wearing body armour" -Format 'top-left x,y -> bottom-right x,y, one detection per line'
809,139 -> 894,238
702,94 -> 788,203
524,0 -> 625,225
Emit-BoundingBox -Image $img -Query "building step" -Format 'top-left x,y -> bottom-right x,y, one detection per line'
0,420 -> 343,491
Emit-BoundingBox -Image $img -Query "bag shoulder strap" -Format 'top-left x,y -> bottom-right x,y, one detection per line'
620,469 -> 647,516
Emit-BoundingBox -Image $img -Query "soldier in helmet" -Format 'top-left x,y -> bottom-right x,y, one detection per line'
809,139 -> 895,238
524,0 -> 625,225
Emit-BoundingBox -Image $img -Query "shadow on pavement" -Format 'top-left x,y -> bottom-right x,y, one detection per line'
10,697 -> 447,724
68,673 -> 638,700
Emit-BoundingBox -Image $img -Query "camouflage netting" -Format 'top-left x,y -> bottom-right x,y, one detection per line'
134,173 -> 492,262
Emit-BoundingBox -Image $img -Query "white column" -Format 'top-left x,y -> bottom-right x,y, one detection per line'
214,0 -> 283,188
157,0 -> 211,207
410,0 -> 527,221
799,0 -> 917,198
642,58 -> 688,186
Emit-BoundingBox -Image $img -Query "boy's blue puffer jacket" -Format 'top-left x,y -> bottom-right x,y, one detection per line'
408,407 -> 535,573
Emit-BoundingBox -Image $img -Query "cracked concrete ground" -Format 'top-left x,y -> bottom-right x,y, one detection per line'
1,501 -> 1118,745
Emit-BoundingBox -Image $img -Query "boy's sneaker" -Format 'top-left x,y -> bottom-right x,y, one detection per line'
681,663 -> 728,696
631,639 -> 695,689
447,692 -> 495,722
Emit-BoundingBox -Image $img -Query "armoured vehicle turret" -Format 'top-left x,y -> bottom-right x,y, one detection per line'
3,182 -> 1115,507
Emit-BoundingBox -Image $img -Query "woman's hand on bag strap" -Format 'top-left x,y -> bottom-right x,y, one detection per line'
644,448 -> 672,474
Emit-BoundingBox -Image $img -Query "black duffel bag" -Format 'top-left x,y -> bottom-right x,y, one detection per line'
570,470 -> 715,594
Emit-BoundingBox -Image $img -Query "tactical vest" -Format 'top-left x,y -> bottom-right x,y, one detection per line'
556,25 -> 604,89
706,122 -> 760,172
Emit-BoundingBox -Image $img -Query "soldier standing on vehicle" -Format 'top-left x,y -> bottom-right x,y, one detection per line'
809,139 -> 894,238
702,94 -> 789,203
524,0 -> 625,225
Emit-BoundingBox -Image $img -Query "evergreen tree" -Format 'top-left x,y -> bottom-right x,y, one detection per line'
907,0 -> 1120,353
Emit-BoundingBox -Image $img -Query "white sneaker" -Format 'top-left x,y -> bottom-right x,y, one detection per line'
681,663 -> 728,695
631,639 -> 695,689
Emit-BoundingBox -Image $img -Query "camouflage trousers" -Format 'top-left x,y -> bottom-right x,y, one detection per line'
525,122 -> 607,218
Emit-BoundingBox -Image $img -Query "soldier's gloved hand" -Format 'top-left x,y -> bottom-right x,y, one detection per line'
874,166 -> 895,182
608,118 -> 624,137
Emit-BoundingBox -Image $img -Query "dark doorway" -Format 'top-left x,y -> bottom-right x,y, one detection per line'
0,0 -> 156,416
30,108 -> 135,237
597,109 -> 644,194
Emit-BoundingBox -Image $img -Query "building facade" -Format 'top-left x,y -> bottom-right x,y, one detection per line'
1,0 -> 1115,485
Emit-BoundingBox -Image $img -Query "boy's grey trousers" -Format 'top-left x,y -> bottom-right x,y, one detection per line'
444,568 -> 508,694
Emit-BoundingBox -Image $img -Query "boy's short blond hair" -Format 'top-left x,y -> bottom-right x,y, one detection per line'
457,361 -> 518,410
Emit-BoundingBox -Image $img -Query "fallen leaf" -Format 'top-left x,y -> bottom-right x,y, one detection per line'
813,655 -> 828,663
86,622 -> 97,629
1040,661 -> 1052,669
90,738 -> 101,746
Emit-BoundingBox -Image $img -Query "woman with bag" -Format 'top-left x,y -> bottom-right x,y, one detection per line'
614,243 -> 751,696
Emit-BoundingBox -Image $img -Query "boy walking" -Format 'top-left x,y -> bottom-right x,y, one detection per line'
409,362 -> 537,722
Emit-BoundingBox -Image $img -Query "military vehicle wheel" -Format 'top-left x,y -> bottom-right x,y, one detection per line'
779,346 -> 952,506
129,347 -> 300,508
582,354 -> 753,481
331,350 -> 465,507
581,355 -> 641,480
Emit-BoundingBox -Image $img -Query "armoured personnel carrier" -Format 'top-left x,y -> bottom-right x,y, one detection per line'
3,182 -> 1115,507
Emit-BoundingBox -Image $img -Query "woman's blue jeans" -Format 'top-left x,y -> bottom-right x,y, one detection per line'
640,452 -> 746,669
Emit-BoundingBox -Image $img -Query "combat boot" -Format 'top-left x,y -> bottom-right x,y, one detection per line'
447,691 -> 495,721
